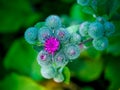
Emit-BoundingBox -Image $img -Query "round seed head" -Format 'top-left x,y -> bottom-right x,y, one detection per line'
41,66 -> 56,79
55,28 -> 70,43
70,33 -> 81,44
24,27 -> 38,44
45,15 -> 62,30
54,50 -> 68,68
38,27 -> 52,43
104,22 -> 115,37
92,37 -> 109,51
63,44 -> 80,60
37,50 -> 51,66
88,21 -> 104,39
79,21 -> 90,37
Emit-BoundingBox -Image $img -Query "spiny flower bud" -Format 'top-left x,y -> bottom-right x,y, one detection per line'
24,27 -> 38,44
37,50 -> 51,66
77,0 -> 90,6
104,22 -> 115,37
64,44 -> 80,60
55,28 -> 70,43
92,37 -> 108,51
54,50 -> 68,68
45,15 -> 62,30
88,21 -> 104,39
79,21 -> 90,37
41,66 -> 56,79
38,27 -> 52,43
70,33 -> 81,44
54,72 -> 64,83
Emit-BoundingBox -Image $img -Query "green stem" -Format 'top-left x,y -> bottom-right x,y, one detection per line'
79,38 -> 93,45
59,62 -> 68,73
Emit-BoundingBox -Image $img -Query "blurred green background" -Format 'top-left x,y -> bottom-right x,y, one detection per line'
0,0 -> 120,90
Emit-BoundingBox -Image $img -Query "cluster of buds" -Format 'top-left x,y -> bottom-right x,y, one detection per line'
24,0 -> 115,83
79,16 -> 115,51
24,15 -> 81,82
24,15 -> 115,82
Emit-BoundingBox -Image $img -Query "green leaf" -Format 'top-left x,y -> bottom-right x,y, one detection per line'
33,45 -> 43,52
68,57 -> 103,82
70,4 -> 94,23
0,0 -> 40,33
81,47 -> 102,60
61,15 -> 71,27
4,38 -> 43,81
107,39 -> 120,56
0,73 -> 45,90
63,66 -> 70,84
82,6 -> 95,15
109,0 -> 120,18
104,56 -> 120,90
95,0 -> 108,16
34,22 -> 45,29
30,61 -> 44,81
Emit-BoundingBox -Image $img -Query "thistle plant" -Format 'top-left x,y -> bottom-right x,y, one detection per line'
24,0 -> 115,83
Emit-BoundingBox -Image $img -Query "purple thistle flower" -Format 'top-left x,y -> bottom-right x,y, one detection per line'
44,37 -> 60,54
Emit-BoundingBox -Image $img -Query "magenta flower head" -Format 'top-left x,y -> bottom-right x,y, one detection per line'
44,37 -> 60,54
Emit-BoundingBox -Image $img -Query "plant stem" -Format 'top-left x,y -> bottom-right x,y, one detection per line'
79,38 -> 93,45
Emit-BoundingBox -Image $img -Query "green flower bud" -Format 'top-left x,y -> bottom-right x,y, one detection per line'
41,66 -> 56,79
37,50 -> 51,66
70,33 -> 81,44
38,27 -> 52,43
45,15 -> 62,30
104,22 -> 115,37
88,21 -> 104,39
92,37 -> 108,51
64,44 -> 80,60
79,22 -> 90,37
24,27 -> 38,44
54,50 -> 68,68
55,28 -> 70,43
